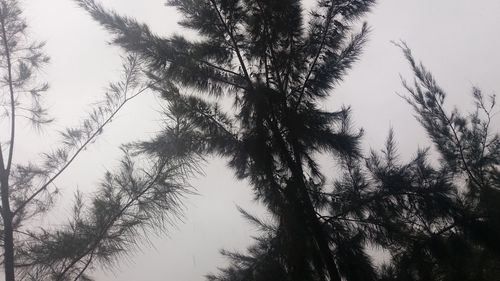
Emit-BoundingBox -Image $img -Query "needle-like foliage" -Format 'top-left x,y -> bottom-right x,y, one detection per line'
75,1 -> 500,280
0,1 -> 51,279
16,145 -> 197,281
324,45 -> 499,281
0,1 -> 195,280
76,0 -> 376,280
373,44 -> 500,281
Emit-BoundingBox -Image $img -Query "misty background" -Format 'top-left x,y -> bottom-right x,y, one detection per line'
10,0 -> 500,280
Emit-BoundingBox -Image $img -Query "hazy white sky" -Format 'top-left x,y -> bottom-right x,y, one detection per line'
11,0 -> 500,280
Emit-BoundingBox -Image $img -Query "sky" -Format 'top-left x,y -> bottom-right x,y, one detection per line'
8,0 -> 500,280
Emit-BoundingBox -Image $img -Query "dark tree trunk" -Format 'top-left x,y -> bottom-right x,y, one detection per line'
271,119 -> 342,281
1,174 -> 15,281
0,10 -> 16,281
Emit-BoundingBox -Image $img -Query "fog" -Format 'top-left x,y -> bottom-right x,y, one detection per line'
11,0 -> 500,280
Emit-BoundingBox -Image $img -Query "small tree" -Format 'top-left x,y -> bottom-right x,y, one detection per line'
0,1 -> 198,280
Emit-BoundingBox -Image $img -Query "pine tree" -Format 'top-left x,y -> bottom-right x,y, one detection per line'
77,0 -> 377,280
0,1 -> 51,278
320,44 -> 499,281
76,1 -> 500,280
372,44 -> 500,281
204,45 -> 500,281
0,1 -> 198,280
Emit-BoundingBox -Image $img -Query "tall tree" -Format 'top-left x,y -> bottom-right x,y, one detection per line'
76,0 -> 500,280
203,44 -> 500,281
294,44 -> 498,281
77,0 -> 377,280
0,1 -> 197,280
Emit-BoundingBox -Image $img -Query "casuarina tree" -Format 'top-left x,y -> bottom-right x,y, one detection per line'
371,45 -> 500,281
76,0 -> 377,280
0,1 -> 198,280
200,45 -> 500,281
75,0 -> 500,280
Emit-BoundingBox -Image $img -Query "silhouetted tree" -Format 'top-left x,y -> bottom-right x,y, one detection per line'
75,0 -> 500,280
300,44 -> 499,281
77,0 -> 377,280
206,44 -> 500,281
370,44 -> 500,281
0,1 -> 198,280
0,0 -> 49,278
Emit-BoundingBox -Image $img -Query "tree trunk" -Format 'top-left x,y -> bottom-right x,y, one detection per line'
1,174 -> 15,281
270,120 -> 342,281
298,184 -> 342,281
0,9 -> 16,281
290,167 -> 342,281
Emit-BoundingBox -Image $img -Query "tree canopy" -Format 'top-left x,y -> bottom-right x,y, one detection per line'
0,0 -> 497,280
0,1 -> 197,280
77,0 -> 376,280
76,0 -> 500,280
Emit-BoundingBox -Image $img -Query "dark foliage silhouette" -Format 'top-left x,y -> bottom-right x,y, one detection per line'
77,0 -> 376,280
0,1 -> 200,280
75,0 -> 500,280
204,44 -> 500,281
372,44 -> 500,281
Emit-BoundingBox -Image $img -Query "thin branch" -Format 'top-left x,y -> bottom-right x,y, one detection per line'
254,0 -> 285,93
295,4 -> 338,110
329,216 -> 387,228
434,100 -> 483,188
55,158 -> 173,280
160,52 -> 247,91
72,248 -> 95,281
197,58 -> 241,78
12,84 -> 151,217
207,0 -> 253,90
151,83 -> 238,142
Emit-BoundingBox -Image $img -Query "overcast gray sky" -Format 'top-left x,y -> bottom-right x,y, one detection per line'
12,0 -> 500,280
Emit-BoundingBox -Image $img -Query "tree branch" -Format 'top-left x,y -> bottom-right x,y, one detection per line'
12,84 -> 151,217
71,248 -> 95,281
208,0 -> 253,90
295,4 -> 338,110
55,158 -> 175,280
